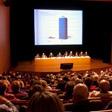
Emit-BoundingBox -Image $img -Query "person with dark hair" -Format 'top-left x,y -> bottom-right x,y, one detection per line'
56,77 -> 66,91
84,77 -> 92,91
28,91 -> 64,112
64,81 -> 75,101
28,84 -> 44,98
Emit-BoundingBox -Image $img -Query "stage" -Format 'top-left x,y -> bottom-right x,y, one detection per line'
34,56 -> 91,72
11,57 -> 112,73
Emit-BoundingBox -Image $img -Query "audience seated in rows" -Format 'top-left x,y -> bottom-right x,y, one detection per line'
0,67 -> 111,112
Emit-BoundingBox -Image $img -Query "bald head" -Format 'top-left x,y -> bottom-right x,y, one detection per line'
73,83 -> 89,103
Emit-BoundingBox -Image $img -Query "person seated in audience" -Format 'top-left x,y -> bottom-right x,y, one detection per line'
0,80 -> 16,100
74,78 -> 83,86
56,77 -> 67,92
90,73 -> 99,91
83,70 -> 90,78
11,80 -> 28,99
32,79 -> 52,91
39,79 -> 52,91
73,83 -> 89,103
89,79 -> 112,99
63,81 -> 75,102
2,76 -> 11,92
84,77 -> 92,91
0,95 -> 18,112
17,77 -> 25,89
28,84 -> 44,99
28,91 -> 64,112
64,83 -> 91,112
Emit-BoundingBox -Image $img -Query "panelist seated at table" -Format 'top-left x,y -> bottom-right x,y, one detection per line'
49,52 -> 54,58
42,53 -> 47,58
79,51 -> 89,57
69,51 -> 74,57
64,51 -> 69,57
57,52 -> 62,57
35,53 -> 40,58
74,52 -> 79,57
79,51 -> 83,56
84,51 -> 88,56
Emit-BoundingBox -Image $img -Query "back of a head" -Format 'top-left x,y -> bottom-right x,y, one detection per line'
12,80 -> 20,93
64,81 -> 75,99
0,80 -> 8,95
29,91 -> 64,112
28,84 -> 44,98
75,78 -> 83,85
73,83 -> 89,103
39,79 -> 48,88
84,77 -> 92,88
99,79 -> 110,93
92,74 -> 99,81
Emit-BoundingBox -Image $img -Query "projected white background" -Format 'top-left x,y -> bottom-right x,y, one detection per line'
34,10 -> 83,45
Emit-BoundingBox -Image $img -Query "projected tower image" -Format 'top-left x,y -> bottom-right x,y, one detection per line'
59,17 -> 68,39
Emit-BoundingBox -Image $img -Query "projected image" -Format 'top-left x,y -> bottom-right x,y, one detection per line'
34,9 -> 83,45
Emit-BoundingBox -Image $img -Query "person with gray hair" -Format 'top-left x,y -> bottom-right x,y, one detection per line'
73,83 -> 89,103
64,83 -> 91,112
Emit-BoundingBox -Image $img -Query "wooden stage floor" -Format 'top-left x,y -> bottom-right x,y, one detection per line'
12,58 -> 112,73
